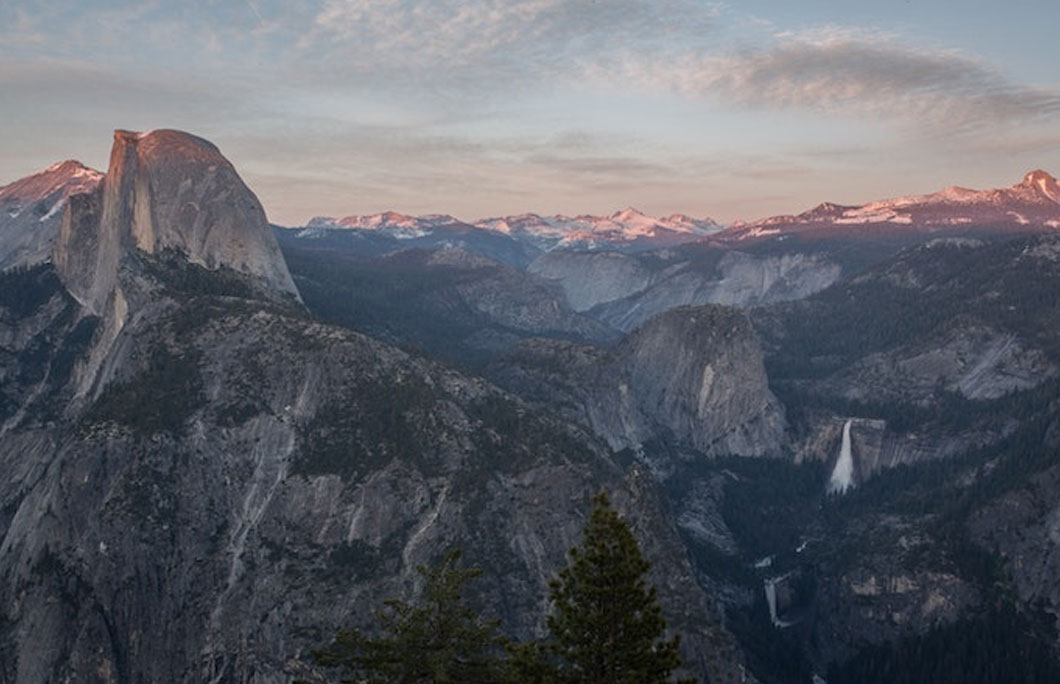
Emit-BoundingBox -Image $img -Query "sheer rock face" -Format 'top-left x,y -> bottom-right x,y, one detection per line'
598,305 -> 787,458
55,129 -> 298,314
528,248 -> 842,332
491,304 -> 787,462
528,250 -> 655,312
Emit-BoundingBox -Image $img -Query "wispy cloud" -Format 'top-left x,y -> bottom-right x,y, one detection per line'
305,0 -> 719,91
612,27 -> 1060,133
302,6 -> 1060,135
7,3 -> 1056,134
311,0 -> 713,56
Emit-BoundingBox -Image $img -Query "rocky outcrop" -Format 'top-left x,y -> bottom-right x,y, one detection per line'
528,250 -> 657,311
528,247 -> 843,332
817,555 -> 980,662
969,463 -> 1060,604
819,324 -> 1056,403
491,304 -> 787,462
589,251 -> 842,332
966,409 -> 1060,642
596,305 -> 787,458
0,160 -> 103,271
54,129 -> 298,315
791,415 -> 998,487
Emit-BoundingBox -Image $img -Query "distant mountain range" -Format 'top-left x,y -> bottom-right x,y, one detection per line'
291,170 -> 1060,257
723,169 -> 1060,243
4,160 -> 1059,268
302,206 -> 723,253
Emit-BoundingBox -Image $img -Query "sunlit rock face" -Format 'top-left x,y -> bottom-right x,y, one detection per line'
528,248 -> 843,333
0,160 -> 103,272
55,129 -> 299,314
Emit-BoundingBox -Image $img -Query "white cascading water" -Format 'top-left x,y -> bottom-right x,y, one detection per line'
764,573 -> 794,628
827,419 -> 854,494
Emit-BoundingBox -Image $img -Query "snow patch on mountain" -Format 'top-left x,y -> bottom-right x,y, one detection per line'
300,207 -> 721,252
306,211 -> 459,239
727,170 -> 1060,241
475,207 -> 721,248
39,200 -> 65,222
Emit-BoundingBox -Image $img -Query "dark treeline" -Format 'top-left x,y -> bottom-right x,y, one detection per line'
311,492 -> 695,684
827,604 -> 1060,684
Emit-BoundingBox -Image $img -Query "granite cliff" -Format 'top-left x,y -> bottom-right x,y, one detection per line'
55,129 -> 298,318
490,304 -> 787,464
0,160 -> 103,272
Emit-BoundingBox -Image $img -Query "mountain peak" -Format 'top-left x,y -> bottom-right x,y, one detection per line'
55,128 -> 299,314
1021,169 -> 1060,203
797,202 -> 854,221
0,160 -> 106,272
115,128 -> 223,159
0,159 -> 103,203
42,159 -> 99,176
610,206 -> 648,221
1022,169 -> 1056,186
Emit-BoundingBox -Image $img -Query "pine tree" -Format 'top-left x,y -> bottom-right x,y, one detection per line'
546,491 -> 693,684
313,549 -> 511,683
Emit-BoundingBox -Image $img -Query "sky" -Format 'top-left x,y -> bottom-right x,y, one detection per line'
2,0 -> 1059,226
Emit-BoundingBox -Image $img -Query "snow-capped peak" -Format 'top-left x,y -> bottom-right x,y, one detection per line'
609,206 -> 649,221
725,169 -> 1060,241
1022,169 -> 1060,204
44,160 -> 79,173
1023,169 -> 1056,186
594,208 -> 719,235
345,211 -> 420,229
341,212 -> 432,238
419,214 -> 463,227
33,160 -> 102,182
0,160 -> 104,204
298,206 -> 721,252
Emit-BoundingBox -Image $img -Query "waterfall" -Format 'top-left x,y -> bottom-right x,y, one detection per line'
765,579 -> 780,626
764,574 -> 794,628
827,419 -> 854,494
